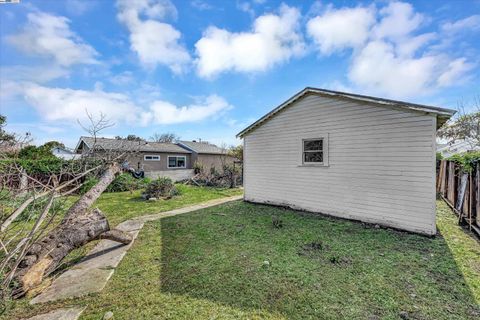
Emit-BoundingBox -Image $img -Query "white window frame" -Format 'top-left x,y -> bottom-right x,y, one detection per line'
144,154 -> 160,161
168,156 -> 187,168
299,133 -> 329,167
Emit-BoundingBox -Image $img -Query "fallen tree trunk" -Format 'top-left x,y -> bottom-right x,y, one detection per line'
12,163 -> 132,296
64,163 -> 120,220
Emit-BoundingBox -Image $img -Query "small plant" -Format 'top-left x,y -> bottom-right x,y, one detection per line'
329,256 -> 340,264
143,177 -> 179,199
272,215 -> 283,228
193,161 -> 204,174
106,173 -> 150,193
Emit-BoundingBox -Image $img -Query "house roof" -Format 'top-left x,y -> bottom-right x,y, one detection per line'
437,139 -> 480,156
236,87 -> 457,138
178,140 -> 226,154
76,137 -> 191,154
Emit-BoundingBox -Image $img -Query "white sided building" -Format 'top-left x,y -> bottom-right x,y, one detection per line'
237,88 -> 455,235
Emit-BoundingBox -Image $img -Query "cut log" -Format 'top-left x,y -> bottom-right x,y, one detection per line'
16,208 -> 110,293
13,163 -> 129,295
98,229 -> 132,245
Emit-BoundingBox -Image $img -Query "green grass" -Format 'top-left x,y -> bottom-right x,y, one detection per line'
3,200 -> 479,319
93,184 -> 242,226
0,185 -> 242,317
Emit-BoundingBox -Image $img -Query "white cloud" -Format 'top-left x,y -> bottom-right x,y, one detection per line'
437,58 -> 474,87
65,0 -> 96,15
307,1 -> 475,98
142,95 -> 232,124
307,6 -> 375,55
116,0 -> 190,73
7,11 -> 98,66
1,65 -> 69,83
237,2 -> 255,17
195,4 -> 305,78
348,41 -> 440,97
109,71 -> 134,86
441,15 -> 480,34
191,0 -> 213,11
372,1 -> 424,40
22,84 -> 141,124
15,83 -> 232,126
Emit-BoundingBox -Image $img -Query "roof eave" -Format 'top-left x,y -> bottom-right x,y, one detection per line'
236,87 -> 456,138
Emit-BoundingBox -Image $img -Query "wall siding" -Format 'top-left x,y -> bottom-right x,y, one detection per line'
125,152 -> 192,171
146,169 -> 194,181
243,94 -> 437,235
195,154 -> 235,171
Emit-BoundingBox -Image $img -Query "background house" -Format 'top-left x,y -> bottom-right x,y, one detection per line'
238,87 -> 455,235
436,139 -> 480,158
177,140 -> 232,171
51,146 -> 79,160
75,136 -> 234,181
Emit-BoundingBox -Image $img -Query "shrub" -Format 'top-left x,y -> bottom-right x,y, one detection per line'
448,151 -> 480,172
79,176 -> 99,194
106,173 -> 150,193
143,177 -> 179,199
193,161 -> 204,174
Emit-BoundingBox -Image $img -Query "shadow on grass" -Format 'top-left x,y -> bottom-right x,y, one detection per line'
159,201 -> 479,320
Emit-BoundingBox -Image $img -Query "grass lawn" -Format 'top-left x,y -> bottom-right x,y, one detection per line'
93,184 -> 242,226
0,185 -> 242,318
3,199 -> 479,319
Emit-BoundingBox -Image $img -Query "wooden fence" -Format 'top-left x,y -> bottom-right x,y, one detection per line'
437,160 -> 480,236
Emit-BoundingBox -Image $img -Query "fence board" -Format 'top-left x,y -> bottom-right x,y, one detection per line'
437,160 -> 480,237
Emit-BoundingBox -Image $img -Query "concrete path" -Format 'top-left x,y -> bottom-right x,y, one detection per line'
27,195 -> 242,318
22,307 -> 85,320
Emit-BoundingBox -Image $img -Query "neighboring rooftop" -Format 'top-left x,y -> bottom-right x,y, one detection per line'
178,140 -> 226,154
237,87 -> 457,138
76,137 -> 191,154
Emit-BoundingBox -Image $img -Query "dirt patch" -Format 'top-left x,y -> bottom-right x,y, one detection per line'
297,241 -> 326,256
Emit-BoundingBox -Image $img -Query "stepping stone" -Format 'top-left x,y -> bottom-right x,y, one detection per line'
23,307 -> 85,320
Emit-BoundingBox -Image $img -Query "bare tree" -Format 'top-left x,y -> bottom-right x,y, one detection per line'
150,132 -> 180,143
1,112 -> 136,300
77,110 -> 114,144
438,96 -> 480,148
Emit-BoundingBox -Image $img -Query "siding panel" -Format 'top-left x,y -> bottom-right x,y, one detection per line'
243,94 -> 436,235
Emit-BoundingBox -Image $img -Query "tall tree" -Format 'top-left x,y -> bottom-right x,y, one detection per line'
0,115 -> 16,149
228,144 -> 243,161
438,96 -> 480,147
150,132 -> 180,143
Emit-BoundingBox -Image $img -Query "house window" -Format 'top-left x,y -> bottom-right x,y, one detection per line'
144,155 -> 160,161
168,156 -> 186,168
303,139 -> 324,164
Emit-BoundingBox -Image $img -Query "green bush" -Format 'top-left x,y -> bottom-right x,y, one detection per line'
448,151 -> 480,172
79,176 -> 99,194
143,177 -> 179,199
106,173 -> 151,192
0,158 -> 101,176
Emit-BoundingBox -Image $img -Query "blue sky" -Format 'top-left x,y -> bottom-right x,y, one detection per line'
1,0 -> 479,148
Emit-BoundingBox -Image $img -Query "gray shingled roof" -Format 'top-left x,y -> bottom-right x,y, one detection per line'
178,141 -> 226,154
77,137 -> 191,153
